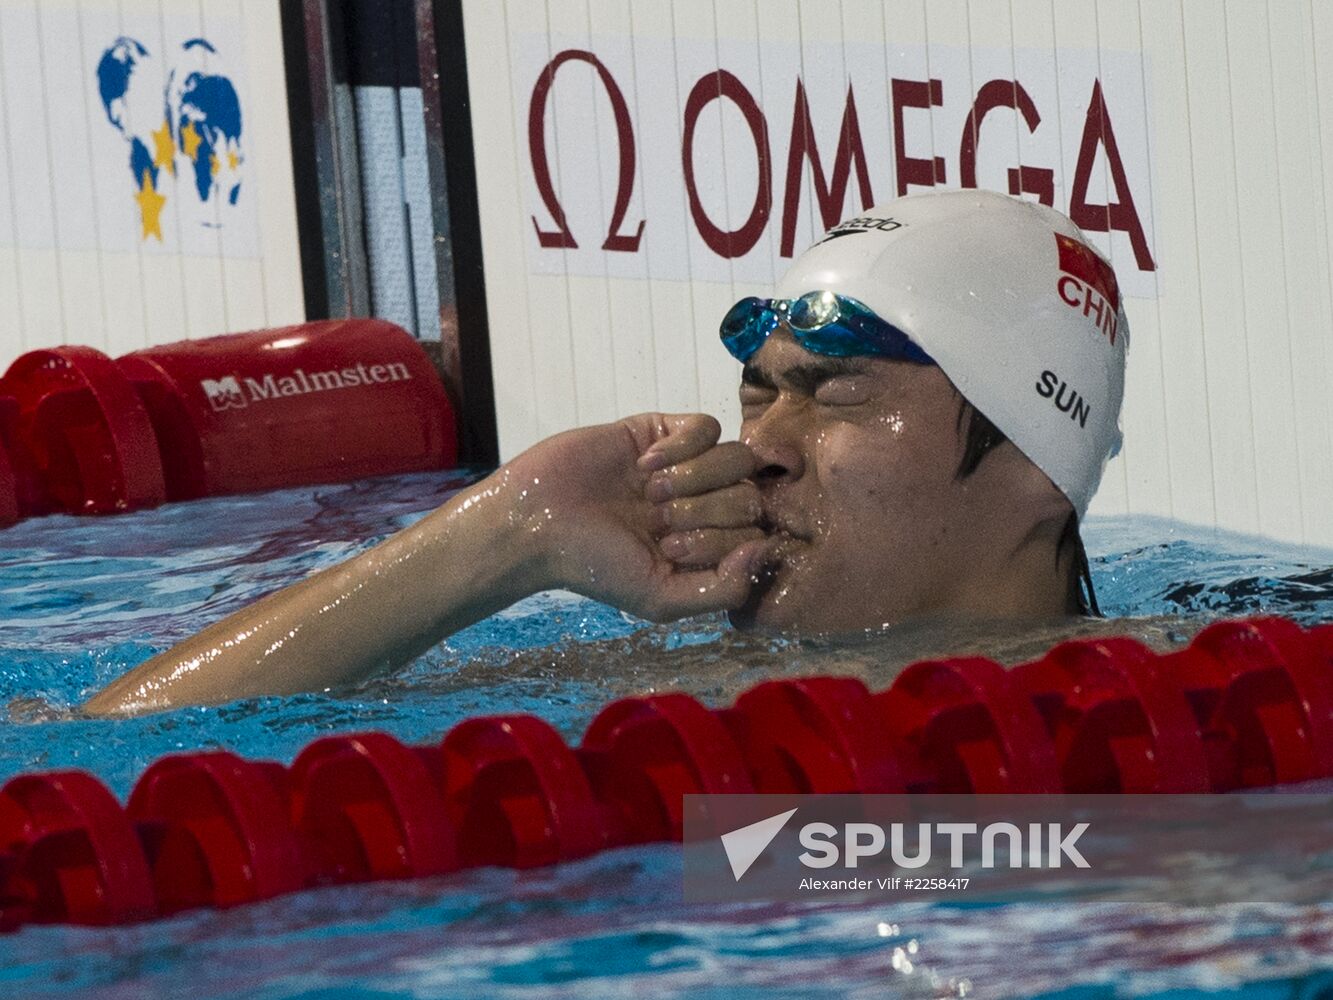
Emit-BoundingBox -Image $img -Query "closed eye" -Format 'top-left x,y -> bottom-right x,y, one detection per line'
739,385 -> 777,416
814,375 -> 873,406
740,358 -> 875,416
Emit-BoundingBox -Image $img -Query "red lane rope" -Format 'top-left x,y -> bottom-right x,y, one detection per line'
1,615 -> 1329,929
0,322 -> 456,524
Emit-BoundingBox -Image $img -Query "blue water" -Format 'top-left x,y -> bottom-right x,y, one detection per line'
2,470 -> 1332,999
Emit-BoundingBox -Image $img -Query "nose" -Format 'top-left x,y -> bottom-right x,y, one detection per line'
742,416 -> 806,485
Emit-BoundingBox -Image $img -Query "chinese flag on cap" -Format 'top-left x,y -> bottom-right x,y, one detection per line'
1055,233 -> 1120,312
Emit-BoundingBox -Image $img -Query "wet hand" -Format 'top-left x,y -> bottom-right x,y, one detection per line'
510,413 -> 779,621
642,430 -> 765,569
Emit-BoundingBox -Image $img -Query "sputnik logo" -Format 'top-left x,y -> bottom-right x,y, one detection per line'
720,807 -> 798,881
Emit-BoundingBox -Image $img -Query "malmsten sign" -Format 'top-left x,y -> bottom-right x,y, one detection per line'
512,34 -> 1157,298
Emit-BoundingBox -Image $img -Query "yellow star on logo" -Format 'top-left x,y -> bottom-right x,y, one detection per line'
135,169 -> 166,242
210,152 -> 220,177
150,119 -> 176,175
227,149 -> 240,171
180,120 -> 202,161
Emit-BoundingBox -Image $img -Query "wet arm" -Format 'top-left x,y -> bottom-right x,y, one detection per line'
82,471 -> 544,716
82,413 -> 770,717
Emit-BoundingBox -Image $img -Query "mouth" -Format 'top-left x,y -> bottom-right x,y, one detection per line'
756,513 -> 812,568
758,512 -> 810,544
732,516 -> 807,629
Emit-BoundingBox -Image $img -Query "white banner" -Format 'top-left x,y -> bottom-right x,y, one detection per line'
0,4 -> 259,258
512,33 -> 1157,298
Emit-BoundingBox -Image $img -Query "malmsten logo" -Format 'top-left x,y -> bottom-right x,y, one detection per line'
200,362 -> 413,412
1054,232 -> 1120,346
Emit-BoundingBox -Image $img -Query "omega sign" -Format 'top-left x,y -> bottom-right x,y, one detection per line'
514,34 -> 1157,297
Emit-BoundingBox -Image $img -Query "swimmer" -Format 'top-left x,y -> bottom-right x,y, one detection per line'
84,190 -> 1128,716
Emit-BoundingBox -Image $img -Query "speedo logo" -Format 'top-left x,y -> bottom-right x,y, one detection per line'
815,216 -> 904,244
200,362 -> 412,412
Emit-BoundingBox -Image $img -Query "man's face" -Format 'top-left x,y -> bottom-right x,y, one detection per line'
730,329 -> 1001,633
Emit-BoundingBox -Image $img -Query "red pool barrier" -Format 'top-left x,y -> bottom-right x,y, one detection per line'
1,615 -> 1329,931
0,771 -> 155,925
1012,637 -> 1210,792
873,657 -> 1062,793
722,678 -> 907,794
117,319 -> 456,501
1313,623 -> 1333,662
0,347 -> 166,516
440,715 -> 607,868
1162,619 -> 1333,790
581,693 -> 753,843
0,320 -> 458,526
291,732 -> 457,883
0,394 -> 19,527
127,752 -> 306,912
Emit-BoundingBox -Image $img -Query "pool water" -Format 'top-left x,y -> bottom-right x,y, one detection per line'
1,470 -> 1332,999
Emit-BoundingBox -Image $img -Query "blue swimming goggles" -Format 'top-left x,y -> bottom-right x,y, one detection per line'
719,290 -> 935,365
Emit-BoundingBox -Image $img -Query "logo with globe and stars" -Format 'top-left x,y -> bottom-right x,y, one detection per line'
96,36 -> 244,243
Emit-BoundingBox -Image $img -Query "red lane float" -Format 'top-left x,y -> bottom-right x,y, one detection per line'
127,752 -> 305,912
0,320 -> 457,524
1014,637 -> 1210,792
722,678 -> 907,794
117,320 -> 456,501
0,771 -> 155,925
1313,623 -> 1333,661
874,657 -> 1062,793
291,732 -> 456,883
1161,618 -> 1333,790
0,615 -> 1328,932
440,715 -> 606,868
0,347 -> 166,515
581,693 -> 753,843
0,393 -> 20,526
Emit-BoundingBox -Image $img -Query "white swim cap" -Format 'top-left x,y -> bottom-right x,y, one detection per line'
775,189 -> 1128,518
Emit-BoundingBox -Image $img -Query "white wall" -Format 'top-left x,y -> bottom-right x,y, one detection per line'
463,0 -> 1333,549
0,0 -> 304,367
